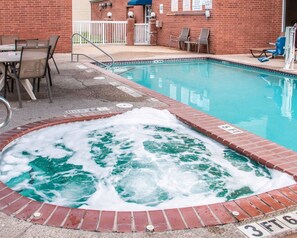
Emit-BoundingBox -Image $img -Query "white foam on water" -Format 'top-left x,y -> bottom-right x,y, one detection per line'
0,108 -> 295,211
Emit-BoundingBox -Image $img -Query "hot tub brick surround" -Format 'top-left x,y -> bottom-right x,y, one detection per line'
80,210 -> 100,231
1,66 -> 297,232
133,211 -> 149,232
179,207 -> 200,228
98,211 -> 115,232
246,196 -> 275,214
46,206 -> 71,227
164,209 -> 186,230
14,201 -> 43,220
209,203 -> 236,224
1,112 -> 297,233
64,208 -> 86,229
223,201 -> 251,221
194,206 -> 220,227
30,203 -> 56,225
117,211 -> 133,233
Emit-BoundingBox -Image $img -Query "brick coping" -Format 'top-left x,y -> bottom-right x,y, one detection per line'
0,61 -> 297,232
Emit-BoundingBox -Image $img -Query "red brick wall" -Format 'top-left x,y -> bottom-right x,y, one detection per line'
91,1 -> 146,23
91,0 -> 129,21
152,0 -> 283,54
0,0 -> 72,53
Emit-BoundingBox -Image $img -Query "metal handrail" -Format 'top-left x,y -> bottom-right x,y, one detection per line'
0,97 -> 12,129
71,33 -> 114,68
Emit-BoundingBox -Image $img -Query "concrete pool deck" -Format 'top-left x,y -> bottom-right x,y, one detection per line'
0,45 -> 297,237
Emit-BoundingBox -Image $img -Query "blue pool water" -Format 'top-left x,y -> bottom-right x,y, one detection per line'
118,60 -> 297,152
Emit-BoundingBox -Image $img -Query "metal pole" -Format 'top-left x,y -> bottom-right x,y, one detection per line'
0,97 -> 12,129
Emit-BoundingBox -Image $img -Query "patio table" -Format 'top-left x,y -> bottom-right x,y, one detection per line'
185,41 -> 197,52
0,51 -> 36,100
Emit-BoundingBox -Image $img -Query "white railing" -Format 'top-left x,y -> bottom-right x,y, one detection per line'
73,21 -> 127,44
134,23 -> 150,45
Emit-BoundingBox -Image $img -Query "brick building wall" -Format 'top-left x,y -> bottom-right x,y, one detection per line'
73,0 -> 91,21
152,0 -> 283,54
91,0 -> 129,21
0,0 -> 72,53
91,0 -> 146,23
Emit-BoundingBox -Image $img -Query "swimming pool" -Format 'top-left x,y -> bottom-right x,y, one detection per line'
0,89 -> 297,232
118,59 -> 297,152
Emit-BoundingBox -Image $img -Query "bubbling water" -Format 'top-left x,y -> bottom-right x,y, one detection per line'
0,108 -> 295,211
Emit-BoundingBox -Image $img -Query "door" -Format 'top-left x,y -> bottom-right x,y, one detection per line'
284,0 -> 297,27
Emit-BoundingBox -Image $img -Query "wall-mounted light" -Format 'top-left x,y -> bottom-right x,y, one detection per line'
150,12 -> 156,18
107,12 -> 112,18
128,11 -> 134,18
205,10 -> 210,18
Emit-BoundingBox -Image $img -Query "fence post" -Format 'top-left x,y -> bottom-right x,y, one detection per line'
79,23 -> 82,44
149,18 -> 157,46
126,18 -> 135,46
105,18 -> 113,43
88,22 -> 91,42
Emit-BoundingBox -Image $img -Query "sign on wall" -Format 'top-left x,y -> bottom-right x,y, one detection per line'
171,0 -> 178,12
159,4 -> 164,14
171,0 -> 212,12
204,0 -> 212,9
192,0 -> 202,11
183,0 -> 191,11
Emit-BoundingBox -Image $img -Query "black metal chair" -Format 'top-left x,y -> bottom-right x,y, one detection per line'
7,46 -> 53,107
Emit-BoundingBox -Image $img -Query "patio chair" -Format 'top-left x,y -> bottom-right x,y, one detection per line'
250,36 -> 286,58
49,35 -> 60,74
15,39 -> 37,51
258,36 -> 286,62
7,46 -> 53,107
169,28 -> 190,50
1,35 -> 19,45
197,28 -> 210,53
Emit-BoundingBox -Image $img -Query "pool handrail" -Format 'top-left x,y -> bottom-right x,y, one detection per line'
71,33 -> 114,68
0,97 -> 12,129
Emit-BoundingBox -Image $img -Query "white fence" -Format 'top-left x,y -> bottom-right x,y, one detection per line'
73,21 -> 150,45
134,23 -> 150,45
73,21 -> 127,44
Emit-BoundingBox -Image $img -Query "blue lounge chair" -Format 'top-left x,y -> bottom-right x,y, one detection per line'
258,36 -> 286,62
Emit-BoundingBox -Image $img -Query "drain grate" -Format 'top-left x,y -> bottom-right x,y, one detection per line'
117,86 -> 142,97
116,103 -> 133,109
94,76 -> 105,80
76,64 -> 88,69
109,82 -> 120,86
147,97 -> 159,102
65,107 -> 110,114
